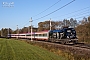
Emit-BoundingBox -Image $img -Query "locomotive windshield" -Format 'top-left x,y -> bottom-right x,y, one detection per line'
66,28 -> 76,34
67,30 -> 71,33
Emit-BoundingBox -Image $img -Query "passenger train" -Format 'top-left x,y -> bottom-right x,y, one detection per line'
8,28 -> 78,44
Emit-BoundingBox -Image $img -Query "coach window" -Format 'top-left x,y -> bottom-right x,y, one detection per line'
43,34 -> 47,37
35,34 -> 38,36
39,34 -> 41,36
26,34 -> 31,36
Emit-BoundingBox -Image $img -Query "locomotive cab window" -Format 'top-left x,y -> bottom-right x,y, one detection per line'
49,32 -> 53,38
67,30 -> 71,33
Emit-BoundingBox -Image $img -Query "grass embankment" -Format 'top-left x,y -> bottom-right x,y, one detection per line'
0,38 -> 66,60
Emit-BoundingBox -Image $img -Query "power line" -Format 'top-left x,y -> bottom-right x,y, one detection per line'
33,0 -> 61,17
53,6 -> 90,19
57,13 -> 90,22
34,0 -> 75,21
19,0 -> 75,29
66,11 -> 90,19
20,0 -> 62,29
52,6 -> 90,21
67,13 -> 90,22
75,14 -> 90,19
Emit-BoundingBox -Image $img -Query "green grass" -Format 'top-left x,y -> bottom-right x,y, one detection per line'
0,38 -> 66,60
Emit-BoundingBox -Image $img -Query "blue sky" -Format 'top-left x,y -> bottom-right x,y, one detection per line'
0,0 -> 90,30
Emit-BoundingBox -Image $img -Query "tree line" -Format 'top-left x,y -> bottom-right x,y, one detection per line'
0,18 -> 77,37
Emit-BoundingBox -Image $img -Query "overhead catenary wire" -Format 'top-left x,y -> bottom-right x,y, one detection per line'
33,0 -> 61,17
34,0 -> 75,21
53,6 -> 90,19
75,14 -> 90,19
24,6 -> 90,26
20,0 -> 76,30
20,0 -> 62,29
52,6 -> 90,21
57,13 -> 90,23
20,0 -> 90,29
66,11 -> 90,19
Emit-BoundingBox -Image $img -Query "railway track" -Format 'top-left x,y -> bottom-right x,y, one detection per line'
28,40 -> 90,55
37,40 -> 90,50
20,39 -> 90,50
65,42 -> 90,49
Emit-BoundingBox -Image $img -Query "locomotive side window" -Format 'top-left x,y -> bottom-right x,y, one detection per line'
72,30 -> 75,33
57,32 -> 60,39
53,32 -> 57,38
53,33 -> 56,35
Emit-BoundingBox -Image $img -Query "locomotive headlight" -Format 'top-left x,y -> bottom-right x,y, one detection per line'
67,36 -> 69,38
70,35 -> 75,38
71,33 -> 72,34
